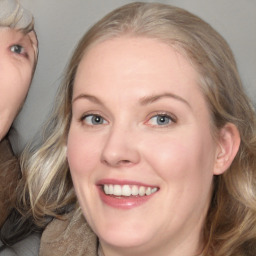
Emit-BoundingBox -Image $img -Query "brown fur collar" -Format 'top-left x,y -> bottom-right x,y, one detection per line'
40,212 -> 98,256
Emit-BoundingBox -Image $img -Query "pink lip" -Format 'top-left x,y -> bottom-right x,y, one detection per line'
97,179 -> 159,210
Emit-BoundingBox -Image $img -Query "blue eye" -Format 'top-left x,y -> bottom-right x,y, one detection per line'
10,45 -> 25,55
148,114 -> 174,126
83,114 -> 107,125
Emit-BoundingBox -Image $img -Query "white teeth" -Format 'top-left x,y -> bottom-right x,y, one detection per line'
145,187 -> 152,196
131,185 -> 139,196
152,187 -> 157,193
113,185 -> 122,196
103,184 -> 158,197
139,186 -> 145,196
104,185 -> 109,194
109,184 -> 114,194
122,185 -> 132,196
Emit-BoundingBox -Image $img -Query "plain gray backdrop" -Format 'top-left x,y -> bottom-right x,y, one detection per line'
11,0 -> 256,153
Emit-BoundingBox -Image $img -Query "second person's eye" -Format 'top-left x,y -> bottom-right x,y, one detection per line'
10,44 -> 26,56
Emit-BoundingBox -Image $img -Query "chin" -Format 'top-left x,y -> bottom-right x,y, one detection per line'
96,220 -> 153,249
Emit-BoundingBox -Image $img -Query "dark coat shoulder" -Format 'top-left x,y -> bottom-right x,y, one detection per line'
0,138 -> 21,227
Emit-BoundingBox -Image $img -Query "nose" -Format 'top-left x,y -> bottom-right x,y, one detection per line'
100,125 -> 140,168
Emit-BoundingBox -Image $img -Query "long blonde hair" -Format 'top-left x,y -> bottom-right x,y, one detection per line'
17,2 -> 256,255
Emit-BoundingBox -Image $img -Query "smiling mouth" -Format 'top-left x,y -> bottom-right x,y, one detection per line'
102,184 -> 159,197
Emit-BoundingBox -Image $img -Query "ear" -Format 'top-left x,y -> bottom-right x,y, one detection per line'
214,123 -> 241,175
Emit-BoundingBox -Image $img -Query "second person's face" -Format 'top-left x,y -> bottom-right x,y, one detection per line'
67,37 -> 219,256
0,27 -> 36,139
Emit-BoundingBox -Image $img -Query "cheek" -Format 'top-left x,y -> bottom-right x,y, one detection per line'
1,64 -> 32,106
16,65 -> 33,96
67,128 -> 101,177
67,128 -> 102,217
142,129 -> 216,184
143,132 -> 215,216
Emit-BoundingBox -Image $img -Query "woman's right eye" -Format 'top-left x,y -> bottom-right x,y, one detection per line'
82,114 -> 107,126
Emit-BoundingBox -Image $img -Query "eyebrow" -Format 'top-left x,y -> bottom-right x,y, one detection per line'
72,94 -> 104,105
72,92 -> 191,109
139,93 -> 191,108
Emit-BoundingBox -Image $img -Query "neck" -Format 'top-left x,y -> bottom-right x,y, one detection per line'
98,235 -> 203,256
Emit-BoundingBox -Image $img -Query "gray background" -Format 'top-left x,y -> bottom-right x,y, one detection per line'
11,0 -> 256,153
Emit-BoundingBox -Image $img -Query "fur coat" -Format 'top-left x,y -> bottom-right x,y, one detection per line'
39,212 -> 98,256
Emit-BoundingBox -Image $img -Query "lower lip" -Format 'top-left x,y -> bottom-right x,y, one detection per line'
98,187 -> 157,209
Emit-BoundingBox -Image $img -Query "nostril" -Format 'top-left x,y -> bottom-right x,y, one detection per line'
117,159 -> 133,167
101,158 -> 134,167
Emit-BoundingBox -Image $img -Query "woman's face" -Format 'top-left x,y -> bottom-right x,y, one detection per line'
0,27 -> 37,139
67,37 -> 220,255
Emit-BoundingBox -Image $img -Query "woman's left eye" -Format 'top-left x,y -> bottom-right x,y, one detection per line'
10,45 -> 26,55
147,114 -> 175,126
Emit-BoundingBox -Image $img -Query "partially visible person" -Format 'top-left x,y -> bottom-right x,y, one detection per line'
12,2 -> 256,256
0,0 -> 38,253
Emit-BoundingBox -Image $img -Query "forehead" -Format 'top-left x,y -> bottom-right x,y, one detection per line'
0,27 -> 28,42
75,37 -> 200,95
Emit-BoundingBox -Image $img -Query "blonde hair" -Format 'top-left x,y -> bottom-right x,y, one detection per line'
0,0 -> 34,31
17,2 -> 256,255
